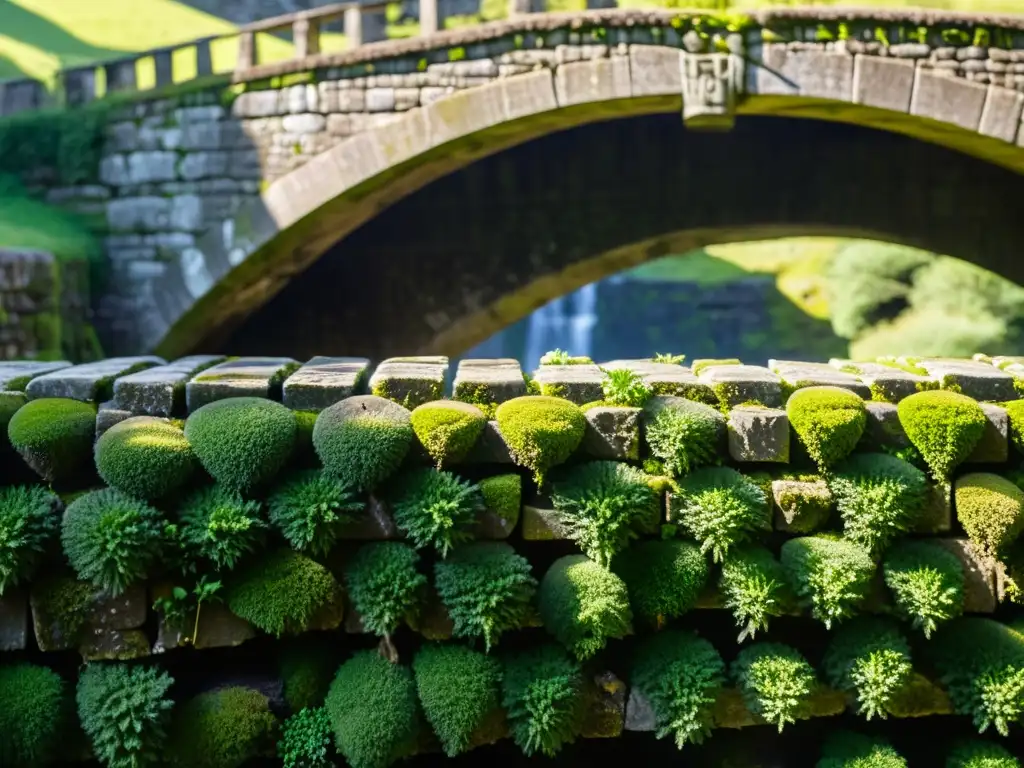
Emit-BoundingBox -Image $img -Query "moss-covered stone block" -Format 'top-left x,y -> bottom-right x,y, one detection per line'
772,478 -> 833,532
0,587 -> 27,651
697,364 -> 783,408
94,401 -> 133,438
728,405 -> 790,463
581,405 -> 641,460
30,577 -> 147,653
79,628 -> 151,661
185,357 -> 300,411
965,402 -> 1009,464
580,672 -> 626,739
917,358 -> 1017,402
452,358 -> 526,412
932,538 -> 998,613
368,356 -> 448,410
337,495 -> 400,540
601,359 -> 715,403
475,474 -> 521,539
885,672 -> 953,718
404,585 -> 454,641
623,687 -> 655,732
281,356 -> 370,412
114,355 -> 226,417
0,361 -> 70,392
25,356 -> 163,403
152,581 -> 256,652
531,363 -> 604,404
831,360 -> 936,403
770,359 -> 870,399
521,502 -> 569,541
712,686 -> 846,729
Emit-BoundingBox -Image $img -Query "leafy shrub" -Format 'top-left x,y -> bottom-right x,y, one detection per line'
225,549 -> 339,637
928,618 -> 1024,736
538,554 -> 632,661
176,485 -> 267,572
344,542 -> 426,638
653,353 -> 686,365
550,461 -> 660,568
267,470 -> 362,557
823,617 -> 913,720
279,707 -> 333,768
719,545 -> 793,642
955,473 -> 1024,557
413,643 -> 501,757
910,256 -> 1024,321
434,542 -> 536,650
673,467 -> 770,562
828,453 -> 929,555
280,636 -> 340,713
94,417 -> 197,500
817,730 -> 907,768
167,687 -> 278,768
0,484 -> 60,594
897,390 -> 986,481
852,309 -> 1012,362
501,644 -> 585,757
410,401 -> 486,467
389,468 -> 482,557
313,395 -> 414,492
61,488 -> 165,595
732,642 -> 816,732
478,474 -> 521,528
642,395 -> 723,477
883,540 -> 964,638
494,396 -> 586,485
0,662 -> 66,767
76,663 -> 174,768
781,535 -> 875,628
631,630 -> 725,748
786,387 -> 866,470
185,397 -> 297,493
613,538 -> 708,627
325,651 -> 420,768
7,397 -> 96,483
601,368 -> 652,407
946,739 -> 1021,768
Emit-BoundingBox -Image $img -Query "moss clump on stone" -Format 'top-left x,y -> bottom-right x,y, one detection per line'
631,629 -> 725,749
344,542 -> 426,638
946,740 -> 1021,768
781,535 -> 875,628
7,397 -> 96,484
313,395 -> 414,492
494,396 -> 586,485
732,642 -> 816,733
410,401 -> 486,467
538,554 -> 632,662
897,390 -> 986,481
389,468 -> 482,558
61,488 -> 165,596
501,644 -> 585,758
278,707 -> 333,768
642,395 -> 724,478
325,651 -> 420,768
883,540 -> 964,638
31,574 -> 93,646
600,368 -> 652,408
817,730 -> 907,768
0,662 -> 66,767
280,636 -> 340,713
613,538 -> 708,627
550,461 -> 660,568
94,417 -> 197,501
225,549 -> 339,637
413,643 -> 501,757
692,358 -> 740,377
955,473 -> 1024,557
786,386 -> 866,471
434,542 -> 536,651
267,470 -> 362,558
828,453 -> 929,555
0,484 -> 60,594
176,485 -> 267,572
184,397 -> 297,494
167,687 -> 278,768
673,467 -> 770,563
719,544 -> 794,643
478,474 -> 521,528
823,617 -> 913,721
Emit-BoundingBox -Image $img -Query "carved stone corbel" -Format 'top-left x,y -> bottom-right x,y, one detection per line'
680,51 -> 746,130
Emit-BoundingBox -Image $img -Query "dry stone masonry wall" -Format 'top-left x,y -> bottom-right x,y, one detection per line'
1,351 -> 1023,765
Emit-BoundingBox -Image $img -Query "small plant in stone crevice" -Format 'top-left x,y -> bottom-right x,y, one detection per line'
642,396 -> 724,478
152,575 -> 224,647
278,707 -> 334,768
781,534 -> 876,629
883,540 -> 964,639
732,642 -> 817,733
718,544 -> 794,643
539,349 -> 591,366
672,467 -> 770,563
175,485 -> 267,572
599,368 -> 652,408
613,538 -> 709,628
388,468 -> 483,558
652,353 -> 686,365
823,617 -> 914,721
344,542 -> 427,647
0,484 -> 61,595
267,469 -> 363,558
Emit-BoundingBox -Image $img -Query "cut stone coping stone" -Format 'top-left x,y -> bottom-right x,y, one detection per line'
31,580 -> 147,653
727,405 -> 789,463
0,587 -> 28,651
113,354 -> 226,417
913,358 -> 1017,401
770,359 -> 871,399
452,358 -> 526,405
185,356 -> 299,412
532,362 -> 604,404
966,403 -> 1009,464
0,361 -> 71,392
697,364 -> 783,408
581,405 -> 641,461
772,478 -> 832,533
829,359 -> 935,403
861,401 -> 911,450
931,538 -> 998,613
368,356 -> 448,410
600,359 -> 715,402
282,355 -> 370,412
26,356 -> 165,402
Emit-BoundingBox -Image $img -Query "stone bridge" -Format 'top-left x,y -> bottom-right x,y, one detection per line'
33,6 -> 1024,360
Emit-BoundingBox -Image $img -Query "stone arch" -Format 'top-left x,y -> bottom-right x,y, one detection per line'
147,46 -> 1024,360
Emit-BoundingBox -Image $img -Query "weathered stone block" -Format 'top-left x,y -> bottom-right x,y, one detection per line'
89,583 -> 149,629
580,672 -> 626,738
728,406 -> 790,463
911,70 -> 988,131
153,588 -> 256,652
521,503 -> 569,541
697,364 -> 782,408
0,588 -> 28,651
966,403 -> 1009,464
770,359 -> 870,398
127,150 -> 177,183
624,687 -> 655,732
462,421 -> 513,464
979,86 -> 1024,142
338,496 -> 399,540
601,359 -> 715,402
831,359 -> 934,403
95,402 -> 133,438
917,358 -> 1017,401
79,628 -> 151,661
853,55 -> 915,112
405,585 -> 454,641
932,538 -> 998,613
860,400 -> 911,450
629,45 -> 681,97
772,478 -> 832,533
452,358 -> 526,408
113,355 -> 225,416
368,356 -> 448,410
913,482 -> 952,534
0,360 -> 71,391
282,356 -> 370,412
582,406 -> 641,460
886,673 -> 953,718
185,356 -> 300,411
26,356 -> 164,402
532,363 -> 603,404
554,56 -> 631,107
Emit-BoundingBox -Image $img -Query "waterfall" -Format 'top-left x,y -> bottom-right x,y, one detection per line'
522,284 -> 599,369
569,283 -> 598,361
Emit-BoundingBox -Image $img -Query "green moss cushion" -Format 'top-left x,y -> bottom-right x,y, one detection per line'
614,538 -> 709,627
184,397 -> 297,494
946,739 -> 1021,768
167,687 -> 278,768
501,644 -> 585,758
642,395 -> 724,478
95,416 -> 197,500
781,535 -> 876,629
410,401 -> 486,467
495,396 -> 586,485
786,386 -> 866,470
898,390 -> 986,480
955,473 -> 1024,556
883,540 -> 965,638
7,397 -> 96,483
0,662 -> 67,766
0,484 -> 61,594
478,474 -> 521,529
313,395 -> 414,492
818,730 -> 907,768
